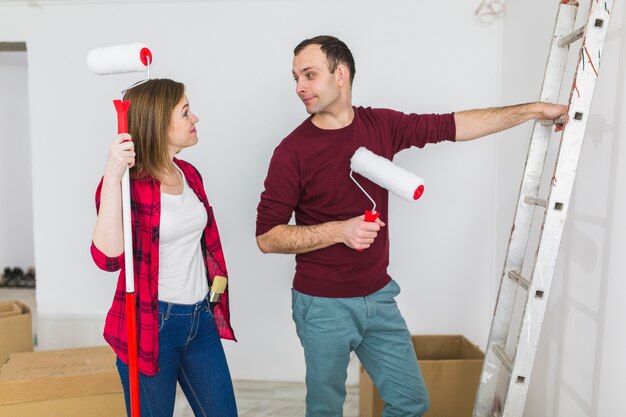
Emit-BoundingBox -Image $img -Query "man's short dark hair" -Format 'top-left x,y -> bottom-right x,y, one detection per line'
294,35 -> 356,84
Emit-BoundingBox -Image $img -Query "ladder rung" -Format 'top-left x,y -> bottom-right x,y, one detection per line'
558,25 -> 585,47
493,344 -> 513,373
508,270 -> 530,290
524,195 -> 548,207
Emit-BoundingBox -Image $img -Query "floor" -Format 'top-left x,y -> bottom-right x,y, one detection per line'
0,287 -> 360,417
174,381 -> 359,417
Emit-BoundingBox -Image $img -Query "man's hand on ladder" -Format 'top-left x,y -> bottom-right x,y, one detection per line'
539,102 -> 569,131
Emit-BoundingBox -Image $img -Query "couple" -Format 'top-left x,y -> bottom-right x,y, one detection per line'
91,35 -> 567,417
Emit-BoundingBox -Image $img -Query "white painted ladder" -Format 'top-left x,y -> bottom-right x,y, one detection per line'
473,1 -> 615,416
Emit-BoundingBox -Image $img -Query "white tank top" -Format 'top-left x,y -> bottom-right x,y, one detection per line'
158,167 -> 209,304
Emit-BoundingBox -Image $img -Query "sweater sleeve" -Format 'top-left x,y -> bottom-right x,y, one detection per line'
388,110 -> 457,154
255,144 -> 301,236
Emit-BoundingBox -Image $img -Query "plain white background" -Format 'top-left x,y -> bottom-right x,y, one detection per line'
0,1 -> 624,416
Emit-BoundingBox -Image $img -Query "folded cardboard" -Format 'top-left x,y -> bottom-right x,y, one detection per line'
0,300 -> 33,365
360,334 -> 484,417
0,346 -> 125,417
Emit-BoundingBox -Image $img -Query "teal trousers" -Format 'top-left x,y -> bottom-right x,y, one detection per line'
292,280 -> 429,417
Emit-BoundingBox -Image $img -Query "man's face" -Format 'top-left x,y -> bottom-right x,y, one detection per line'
292,44 -> 341,115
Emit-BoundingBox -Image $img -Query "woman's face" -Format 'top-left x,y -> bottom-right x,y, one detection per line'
167,94 -> 199,157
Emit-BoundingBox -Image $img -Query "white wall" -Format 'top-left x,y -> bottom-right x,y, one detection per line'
0,50 -> 35,271
499,1 -> 626,416
0,0 -> 502,384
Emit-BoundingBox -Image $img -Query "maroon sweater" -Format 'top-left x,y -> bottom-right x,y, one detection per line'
256,106 -> 456,297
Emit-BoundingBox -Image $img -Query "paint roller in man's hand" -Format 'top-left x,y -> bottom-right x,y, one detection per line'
87,43 -> 153,417
350,146 -> 425,224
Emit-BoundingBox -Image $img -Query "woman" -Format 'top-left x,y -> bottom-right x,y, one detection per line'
91,79 -> 238,417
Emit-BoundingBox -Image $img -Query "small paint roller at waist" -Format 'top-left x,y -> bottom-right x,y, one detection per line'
86,43 -> 152,75
209,275 -> 228,313
350,147 -> 425,202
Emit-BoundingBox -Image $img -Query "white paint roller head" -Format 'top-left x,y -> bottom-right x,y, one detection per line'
350,146 -> 425,202
86,43 -> 152,75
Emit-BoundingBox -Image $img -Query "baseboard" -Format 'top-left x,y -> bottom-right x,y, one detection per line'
36,314 -> 107,350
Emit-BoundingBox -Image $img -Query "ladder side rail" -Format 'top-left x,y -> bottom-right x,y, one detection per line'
473,4 -> 578,415
502,2 -> 614,415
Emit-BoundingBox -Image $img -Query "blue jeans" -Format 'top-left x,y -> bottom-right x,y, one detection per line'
116,296 -> 238,417
292,280 -> 428,417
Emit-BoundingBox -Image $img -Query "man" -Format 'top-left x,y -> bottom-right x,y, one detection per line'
255,35 -> 566,417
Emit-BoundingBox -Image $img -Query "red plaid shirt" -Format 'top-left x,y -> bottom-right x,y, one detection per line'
91,158 -> 235,376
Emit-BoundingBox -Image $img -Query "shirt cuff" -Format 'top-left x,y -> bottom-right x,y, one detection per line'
91,242 -> 125,272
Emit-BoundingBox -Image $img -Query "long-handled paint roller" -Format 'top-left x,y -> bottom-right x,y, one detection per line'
350,147 -> 425,246
87,42 -> 153,417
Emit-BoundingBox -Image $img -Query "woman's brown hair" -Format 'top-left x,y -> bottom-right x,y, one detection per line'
125,78 -> 185,182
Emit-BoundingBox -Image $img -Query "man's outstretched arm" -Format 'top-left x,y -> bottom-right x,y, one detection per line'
454,102 -> 568,141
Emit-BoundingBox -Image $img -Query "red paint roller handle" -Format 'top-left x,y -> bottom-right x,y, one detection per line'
364,210 -> 379,222
126,293 -> 140,417
113,100 -> 131,134
356,210 -> 380,252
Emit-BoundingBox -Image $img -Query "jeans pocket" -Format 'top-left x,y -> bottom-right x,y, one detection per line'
302,297 -> 319,321
292,289 -> 316,323
301,295 -> 317,322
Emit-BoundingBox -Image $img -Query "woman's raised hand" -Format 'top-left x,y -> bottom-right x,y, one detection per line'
104,133 -> 135,183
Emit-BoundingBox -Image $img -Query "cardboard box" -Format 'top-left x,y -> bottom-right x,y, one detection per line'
0,300 -> 33,365
360,335 -> 484,417
0,346 -> 126,417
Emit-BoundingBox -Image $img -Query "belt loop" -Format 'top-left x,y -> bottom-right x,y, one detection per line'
164,302 -> 172,320
205,293 -> 210,312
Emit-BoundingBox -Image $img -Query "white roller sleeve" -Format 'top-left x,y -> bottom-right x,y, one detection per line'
350,147 -> 425,202
87,43 -> 152,75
